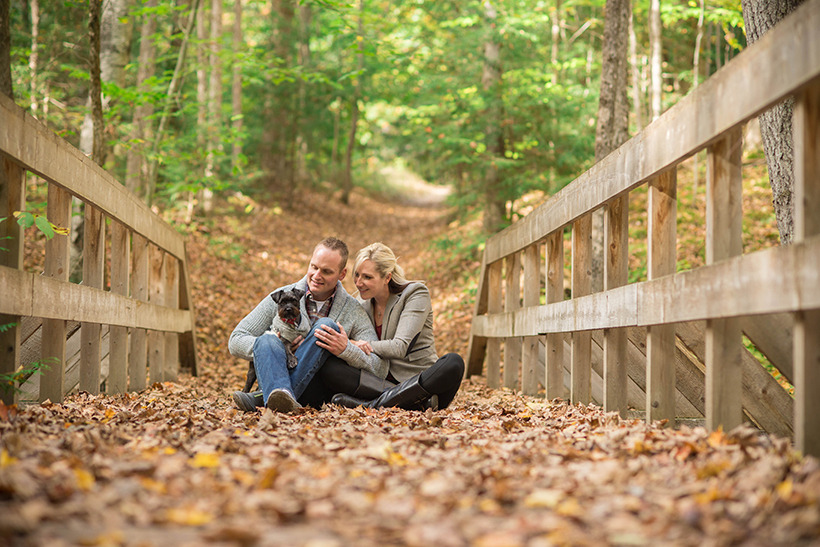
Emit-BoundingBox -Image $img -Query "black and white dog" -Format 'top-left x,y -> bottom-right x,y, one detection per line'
241,288 -> 311,392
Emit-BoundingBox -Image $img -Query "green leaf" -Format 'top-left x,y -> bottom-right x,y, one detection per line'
35,215 -> 56,240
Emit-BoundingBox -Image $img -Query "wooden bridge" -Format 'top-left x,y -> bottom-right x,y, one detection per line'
466,0 -> 820,458
0,92 -> 198,405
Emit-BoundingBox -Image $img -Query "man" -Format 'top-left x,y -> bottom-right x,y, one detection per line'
229,237 -> 387,412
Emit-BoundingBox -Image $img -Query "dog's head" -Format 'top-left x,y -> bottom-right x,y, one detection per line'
271,288 -> 304,324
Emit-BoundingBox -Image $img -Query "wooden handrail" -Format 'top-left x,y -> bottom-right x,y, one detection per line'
467,0 -> 820,458
0,89 -> 198,404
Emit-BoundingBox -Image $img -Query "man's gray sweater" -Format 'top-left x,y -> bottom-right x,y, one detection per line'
228,276 -> 388,378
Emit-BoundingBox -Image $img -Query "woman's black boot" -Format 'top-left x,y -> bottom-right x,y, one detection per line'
332,374 -> 437,411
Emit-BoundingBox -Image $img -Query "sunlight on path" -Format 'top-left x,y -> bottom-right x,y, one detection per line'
380,165 -> 451,208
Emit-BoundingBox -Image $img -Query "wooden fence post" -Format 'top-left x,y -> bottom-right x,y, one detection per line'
604,194 -> 629,416
130,233 -> 149,391
79,205 -> 105,394
705,129 -> 743,431
108,221 -> 130,394
164,256 -> 180,381
178,245 -> 199,375
522,243 -> 541,395
466,250 -> 490,378
646,170 -> 677,425
0,158 -> 25,405
40,183 -> 72,403
486,260 -> 503,388
545,230 -> 564,400
793,81 -> 820,457
503,252 -> 522,390
148,244 -> 166,384
571,214 -> 592,404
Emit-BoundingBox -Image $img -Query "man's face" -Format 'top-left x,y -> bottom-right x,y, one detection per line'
306,245 -> 346,301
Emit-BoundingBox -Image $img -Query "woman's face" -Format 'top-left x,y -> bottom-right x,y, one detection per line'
354,259 -> 391,301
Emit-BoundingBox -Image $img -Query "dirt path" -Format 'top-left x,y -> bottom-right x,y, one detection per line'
2,185 -> 819,547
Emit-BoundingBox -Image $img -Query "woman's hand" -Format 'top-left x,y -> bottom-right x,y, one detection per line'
315,323 -> 349,356
351,339 -> 373,355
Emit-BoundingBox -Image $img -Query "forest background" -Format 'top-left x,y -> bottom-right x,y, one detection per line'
2,0 -> 751,240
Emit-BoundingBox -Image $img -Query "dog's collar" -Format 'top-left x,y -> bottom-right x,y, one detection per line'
281,317 -> 299,327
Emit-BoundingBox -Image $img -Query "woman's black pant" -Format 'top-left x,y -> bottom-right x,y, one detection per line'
300,353 -> 465,410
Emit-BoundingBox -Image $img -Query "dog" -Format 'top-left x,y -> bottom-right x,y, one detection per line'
242,288 -> 310,392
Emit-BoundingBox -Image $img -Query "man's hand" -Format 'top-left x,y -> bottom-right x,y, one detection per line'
290,335 -> 304,351
315,323 -> 349,356
351,339 -> 373,355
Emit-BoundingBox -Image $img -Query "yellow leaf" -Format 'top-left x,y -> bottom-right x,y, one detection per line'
776,479 -> 793,500
74,468 -> 95,491
140,477 -> 167,494
52,225 -> 70,236
166,507 -> 213,526
190,452 -> 220,468
0,449 -> 18,468
163,447 -> 177,455
258,467 -> 279,489
556,498 -> 582,517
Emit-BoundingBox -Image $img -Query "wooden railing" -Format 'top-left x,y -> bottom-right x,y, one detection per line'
0,92 -> 198,404
466,0 -> 820,457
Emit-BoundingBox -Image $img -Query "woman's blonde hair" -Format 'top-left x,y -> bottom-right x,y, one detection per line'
353,242 -> 410,294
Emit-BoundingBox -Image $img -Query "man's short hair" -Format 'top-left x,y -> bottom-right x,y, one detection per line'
316,237 -> 349,270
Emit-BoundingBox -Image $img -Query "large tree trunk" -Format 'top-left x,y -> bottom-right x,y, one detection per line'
231,0 -> 243,170
648,0 -> 662,121
294,2 -> 310,185
591,0 -> 632,293
340,0 -> 364,205
125,0 -> 157,197
628,14 -> 641,133
268,0 -> 294,200
481,0 -> 505,234
29,0 -> 38,115
202,0 -> 223,213
741,0 -> 804,245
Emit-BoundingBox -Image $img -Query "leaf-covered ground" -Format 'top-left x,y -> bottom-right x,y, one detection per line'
3,172 -> 819,546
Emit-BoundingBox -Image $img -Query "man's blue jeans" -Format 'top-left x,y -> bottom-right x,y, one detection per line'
252,317 -> 339,405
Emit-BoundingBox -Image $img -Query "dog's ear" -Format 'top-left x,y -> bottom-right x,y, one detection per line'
291,289 -> 305,300
271,290 -> 283,304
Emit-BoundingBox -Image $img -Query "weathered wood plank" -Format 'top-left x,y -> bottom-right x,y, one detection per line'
79,206 -> 105,394
545,231 -> 564,400
471,235 -> 820,337
130,234 -> 149,391
604,194 -> 629,416
40,184 -> 71,403
177,243 -> 199,375
794,81 -> 820,457
522,243 -> 541,395
741,314 -> 793,383
0,157 -> 25,405
647,170 -> 677,425
571,214 -> 592,404
483,1 -> 820,264
503,252 -> 522,389
0,93 -> 185,259
486,260 -> 503,388
108,221 -> 130,394
164,257 -> 180,382
466,251 -> 490,378
705,127 -> 744,432
148,245 -> 166,384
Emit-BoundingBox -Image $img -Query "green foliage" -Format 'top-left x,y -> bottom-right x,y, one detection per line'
0,324 -> 55,395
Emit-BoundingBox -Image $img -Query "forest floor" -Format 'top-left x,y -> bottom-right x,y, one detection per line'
1,162 -> 819,546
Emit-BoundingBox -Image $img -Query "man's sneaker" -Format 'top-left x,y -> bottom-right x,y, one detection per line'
266,388 -> 302,413
232,390 -> 263,412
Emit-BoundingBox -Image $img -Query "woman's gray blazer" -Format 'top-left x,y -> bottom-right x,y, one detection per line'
358,282 -> 439,382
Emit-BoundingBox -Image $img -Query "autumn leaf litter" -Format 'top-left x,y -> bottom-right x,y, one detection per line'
2,188 -> 819,546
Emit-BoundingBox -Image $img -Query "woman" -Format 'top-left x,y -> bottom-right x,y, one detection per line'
323,242 -> 464,410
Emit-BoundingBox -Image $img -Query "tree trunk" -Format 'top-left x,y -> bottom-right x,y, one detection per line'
340,0 -> 364,205
202,0 -> 222,213
231,0 -> 243,170
741,0 -> 803,245
294,2 -> 310,185
29,0 -> 38,115
100,0 -> 133,90
481,0 -> 504,233
145,0 -> 201,206
0,0 -> 10,98
268,0 -> 294,200
629,13 -> 641,132
592,0 -> 631,293
691,0 -> 705,201
125,0 -> 157,197
649,0 -> 662,121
